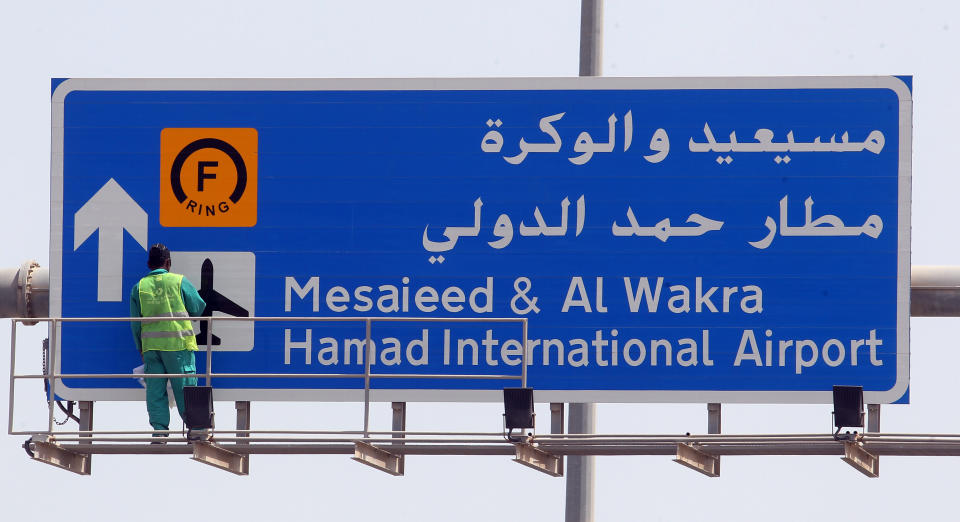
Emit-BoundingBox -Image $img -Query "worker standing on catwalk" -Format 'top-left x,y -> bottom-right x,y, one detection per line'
130,244 -> 206,440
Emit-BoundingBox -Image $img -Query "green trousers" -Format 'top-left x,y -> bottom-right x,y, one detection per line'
143,349 -> 197,432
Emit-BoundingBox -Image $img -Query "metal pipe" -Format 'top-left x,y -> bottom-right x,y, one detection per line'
521,318 -> 528,388
391,401 -> 406,474
29,265 -> 49,321
0,262 -> 47,321
708,403 -> 721,434
8,319 -> 17,435
36,431 -> 960,442
51,439 -> 960,457
46,319 -> 58,433
538,432 -> 835,440
578,0 -> 603,77
236,401 -> 250,442
0,267 -> 20,317
11,372 -> 522,380
34,430 -> 960,460
868,404 -> 880,433
368,374 -> 518,380
15,315 -> 526,323
79,401 -> 93,449
911,265 -> 960,286
0,263 -> 956,328
570,2 -> 602,520
51,435 -> 508,444
40,431 -> 960,441
205,316 -> 213,387
14,373 -> 369,379
52,443 -> 517,456
25,428 -> 509,436
363,318 -> 372,438
911,265 -> 960,316
32,259 -> 960,331
566,402 -> 596,522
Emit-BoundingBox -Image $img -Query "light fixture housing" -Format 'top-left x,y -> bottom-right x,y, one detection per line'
503,387 -> 535,431
184,385 -> 214,429
832,385 -> 864,431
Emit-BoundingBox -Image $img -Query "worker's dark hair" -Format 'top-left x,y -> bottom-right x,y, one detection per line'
147,243 -> 171,269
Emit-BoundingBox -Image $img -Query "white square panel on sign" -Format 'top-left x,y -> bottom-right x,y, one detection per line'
170,251 -> 255,352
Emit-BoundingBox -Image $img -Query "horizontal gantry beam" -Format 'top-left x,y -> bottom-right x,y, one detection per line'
29,432 -> 960,477
34,433 -> 960,457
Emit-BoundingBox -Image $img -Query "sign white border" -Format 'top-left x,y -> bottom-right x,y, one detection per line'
51,77 -> 911,403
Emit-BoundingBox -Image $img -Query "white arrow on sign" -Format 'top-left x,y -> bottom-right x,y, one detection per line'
74,178 -> 148,302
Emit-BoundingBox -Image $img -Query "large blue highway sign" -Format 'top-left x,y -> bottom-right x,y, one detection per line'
51,77 -> 911,403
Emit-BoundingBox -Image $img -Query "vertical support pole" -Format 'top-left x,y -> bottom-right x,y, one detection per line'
568,2 -> 602,521
521,319 -> 528,388
707,403 -> 720,475
46,319 -> 58,434
867,403 -> 880,475
566,403 -> 595,522
551,403 -> 565,476
8,319 -> 17,435
79,402 -> 93,443
235,401 -> 250,441
707,403 -> 721,433
363,319 -> 372,438
551,403 -> 565,435
578,0 -> 603,77
867,404 -> 880,433
78,401 -> 94,473
392,402 -> 406,475
205,317 -> 213,387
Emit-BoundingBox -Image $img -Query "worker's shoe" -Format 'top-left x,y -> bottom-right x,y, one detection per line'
187,429 -> 211,442
150,433 -> 168,445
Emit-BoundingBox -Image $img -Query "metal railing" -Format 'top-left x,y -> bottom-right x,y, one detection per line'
19,314 -> 960,477
9,316 -> 528,437
22,315 -> 960,466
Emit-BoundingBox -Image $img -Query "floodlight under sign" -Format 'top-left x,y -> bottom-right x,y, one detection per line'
832,385 -> 864,439
503,388 -> 535,442
184,385 -> 214,430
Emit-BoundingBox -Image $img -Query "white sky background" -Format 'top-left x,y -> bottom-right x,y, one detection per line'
1,1 -> 958,520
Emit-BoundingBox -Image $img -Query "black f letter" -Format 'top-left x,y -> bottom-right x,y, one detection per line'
198,161 -> 218,191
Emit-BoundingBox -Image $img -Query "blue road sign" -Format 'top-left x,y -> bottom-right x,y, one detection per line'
51,77 -> 911,403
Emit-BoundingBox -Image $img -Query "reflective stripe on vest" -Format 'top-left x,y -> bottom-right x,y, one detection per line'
138,273 -> 198,351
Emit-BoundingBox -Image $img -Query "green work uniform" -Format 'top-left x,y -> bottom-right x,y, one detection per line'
130,269 -> 206,433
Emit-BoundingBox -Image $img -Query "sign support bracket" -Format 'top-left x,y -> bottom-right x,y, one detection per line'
673,443 -> 720,477
236,401 -> 250,442
551,402 -> 565,477
191,441 -> 249,475
352,441 -> 403,476
79,401 -> 93,472
391,402 -> 406,476
707,402 -> 721,476
29,435 -> 91,475
841,441 -> 878,477
865,403 -> 880,476
514,443 -> 563,477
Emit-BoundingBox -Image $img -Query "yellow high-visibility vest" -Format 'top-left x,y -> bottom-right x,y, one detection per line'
138,272 -> 198,352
